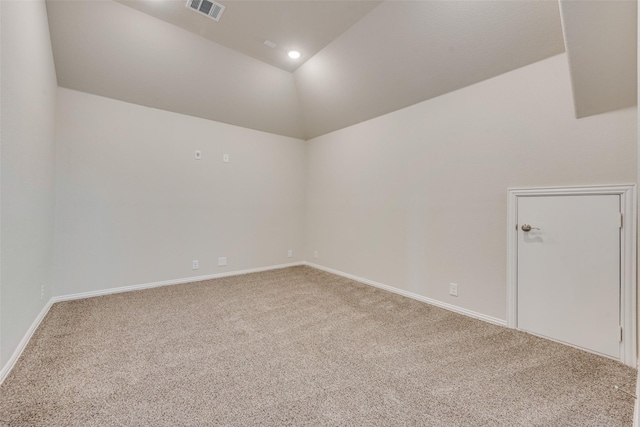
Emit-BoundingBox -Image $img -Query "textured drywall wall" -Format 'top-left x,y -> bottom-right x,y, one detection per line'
46,0 -> 305,139
305,54 -> 637,320
53,88 -> 306,297
1,0 -> 57,367
635,6 -> 640,425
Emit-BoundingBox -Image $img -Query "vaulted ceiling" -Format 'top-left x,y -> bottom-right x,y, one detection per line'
46,0 -> 637,140
115,0 -> 383,73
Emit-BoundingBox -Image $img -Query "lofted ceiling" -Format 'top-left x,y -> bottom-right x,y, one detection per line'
294,0 -> 566,138
46,0 -> 306,138
115,0 -> 382,73
45,0 -> 637,140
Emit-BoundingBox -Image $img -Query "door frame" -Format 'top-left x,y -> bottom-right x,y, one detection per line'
507,185 -> 637,367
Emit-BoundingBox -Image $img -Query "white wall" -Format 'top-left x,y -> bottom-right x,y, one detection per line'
305,53 -> 637,321
633,2 -> 640,427
559,0 -> 637,118
53,88 -> 306,297
635,3 -> 640,425
1,0 -> 57,367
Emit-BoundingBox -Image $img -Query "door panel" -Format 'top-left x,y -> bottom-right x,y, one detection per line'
517,195 -> 620,358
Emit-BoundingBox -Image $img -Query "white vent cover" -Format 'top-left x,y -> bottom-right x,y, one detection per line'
186,0 -> 225,21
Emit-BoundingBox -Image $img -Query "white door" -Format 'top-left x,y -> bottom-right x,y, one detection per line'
517,194 -> 621,359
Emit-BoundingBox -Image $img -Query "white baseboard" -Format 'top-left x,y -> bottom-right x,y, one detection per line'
52,261 -> 305,303
304,262 -> 507,327
0,299 -> 54,385
0,262 -> 304,385
2,261 -> 503,386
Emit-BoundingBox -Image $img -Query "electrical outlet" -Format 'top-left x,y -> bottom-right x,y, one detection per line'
287,249 -> 293,258
194,150 -> 202,160
40,284 -> 45,301
192,260 -> 199,270
449,283 -> 458,297
223,154 -> 229,163
218,257 -> 227,266
314,251 -> 318,259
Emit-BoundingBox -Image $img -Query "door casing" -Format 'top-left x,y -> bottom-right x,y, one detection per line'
507,185 -> 637,367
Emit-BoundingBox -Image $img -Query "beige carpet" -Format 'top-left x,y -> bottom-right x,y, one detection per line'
0,266 -> 636,426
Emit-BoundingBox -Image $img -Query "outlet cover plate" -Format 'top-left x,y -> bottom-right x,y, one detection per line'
449,283 -> 458,297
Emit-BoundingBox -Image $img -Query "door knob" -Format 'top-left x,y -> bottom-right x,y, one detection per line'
521,224 -> 540,232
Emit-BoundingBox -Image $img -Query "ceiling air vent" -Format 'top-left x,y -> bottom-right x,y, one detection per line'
186,0 -> 225,22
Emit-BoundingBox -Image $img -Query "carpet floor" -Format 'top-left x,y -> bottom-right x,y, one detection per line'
0,266 -> 636,426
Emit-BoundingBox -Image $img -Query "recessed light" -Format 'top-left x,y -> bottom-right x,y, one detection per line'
288,51 -> 301,59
